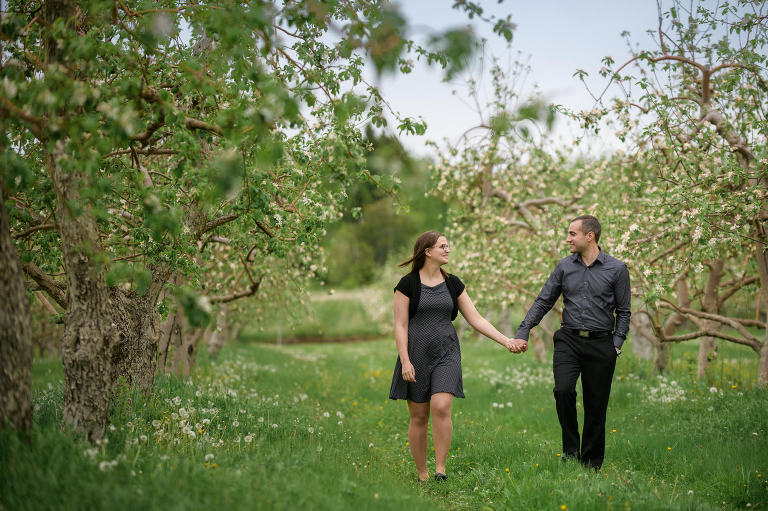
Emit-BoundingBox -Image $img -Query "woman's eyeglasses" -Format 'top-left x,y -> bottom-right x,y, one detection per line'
434,244 -> 450,251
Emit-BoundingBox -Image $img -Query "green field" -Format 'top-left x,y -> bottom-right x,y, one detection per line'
2,338 -> 767,510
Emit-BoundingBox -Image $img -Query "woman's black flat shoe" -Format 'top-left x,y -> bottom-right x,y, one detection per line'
434,473 -> 447,481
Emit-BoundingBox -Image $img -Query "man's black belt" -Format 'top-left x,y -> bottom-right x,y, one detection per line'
564,328 -> 612,339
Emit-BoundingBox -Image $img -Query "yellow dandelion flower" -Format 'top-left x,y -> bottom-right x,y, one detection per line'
611,429 -> 616,433
505,468 -> 510,473
667,447 -> 672,451
561,505 -> 567,510
556,453 -> 561,457
535,464 -> 540,468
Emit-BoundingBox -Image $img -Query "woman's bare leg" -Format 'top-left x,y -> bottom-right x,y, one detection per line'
407,400 -> 431,481
430,392 -> 454,475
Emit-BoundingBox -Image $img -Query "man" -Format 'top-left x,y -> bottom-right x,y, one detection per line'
512,215 -> 631,469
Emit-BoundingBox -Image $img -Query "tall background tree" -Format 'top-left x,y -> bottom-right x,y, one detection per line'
0,0 -> 515,439
434,0 -> 766,383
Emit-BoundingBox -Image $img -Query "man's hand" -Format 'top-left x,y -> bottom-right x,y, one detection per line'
505,338 -> 529,354
510,339 -> 528,353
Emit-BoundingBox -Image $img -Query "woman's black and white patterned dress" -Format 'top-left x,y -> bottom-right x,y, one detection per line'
389,281 -> 465,402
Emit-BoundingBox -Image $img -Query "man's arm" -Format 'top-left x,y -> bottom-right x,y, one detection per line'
514,265 -> 563,342
613,264 -> 631,349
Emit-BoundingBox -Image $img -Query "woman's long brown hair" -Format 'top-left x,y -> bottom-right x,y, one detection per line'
398,230 -> 448,278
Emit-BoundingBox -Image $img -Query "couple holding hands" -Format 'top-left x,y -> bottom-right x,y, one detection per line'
389,215 -> 631,482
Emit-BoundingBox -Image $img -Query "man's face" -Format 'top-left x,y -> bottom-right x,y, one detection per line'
566,220 -> 591,254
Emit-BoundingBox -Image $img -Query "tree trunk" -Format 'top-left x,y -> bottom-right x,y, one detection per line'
532,333 -> 547,363
110,265 -> 172,393
207,303 -> 228,357
169,309 -> 184,375
759,331 -> 768,386
156,312 -> 176,374
656,276 -> 691,373
41,0 -> 114,443
49,151 -> 116,442
698,259 -> 724,379
754,228 -> 768,385
630,313 -> 655,361
497,307 -> 513,338
0,191 -> 33,431
33,292 -> 62,358
230,322 -> 244,344
170,312 -> 204,378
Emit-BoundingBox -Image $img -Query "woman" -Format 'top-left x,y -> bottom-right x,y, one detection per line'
389,230 -> 523,482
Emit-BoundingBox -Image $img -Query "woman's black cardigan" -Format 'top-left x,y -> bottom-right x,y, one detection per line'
394,271 -> 466,320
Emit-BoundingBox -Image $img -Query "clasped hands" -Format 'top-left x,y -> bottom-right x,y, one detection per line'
503,338 -> 528,354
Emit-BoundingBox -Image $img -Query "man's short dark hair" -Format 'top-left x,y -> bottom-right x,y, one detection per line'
572,215 -> 601,243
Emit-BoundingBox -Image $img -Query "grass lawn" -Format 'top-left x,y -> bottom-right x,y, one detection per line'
2,337 -> 767,510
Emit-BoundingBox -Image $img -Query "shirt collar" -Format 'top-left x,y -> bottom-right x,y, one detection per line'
572,247 -> 606,265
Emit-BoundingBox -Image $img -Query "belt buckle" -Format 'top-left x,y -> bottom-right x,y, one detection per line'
578,330 -> 589,338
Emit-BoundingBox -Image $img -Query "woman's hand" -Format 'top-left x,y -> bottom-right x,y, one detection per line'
504,338 -> 528,353
402,360 -> 416,382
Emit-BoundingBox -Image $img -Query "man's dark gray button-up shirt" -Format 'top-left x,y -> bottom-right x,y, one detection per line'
515,250 -> 631,348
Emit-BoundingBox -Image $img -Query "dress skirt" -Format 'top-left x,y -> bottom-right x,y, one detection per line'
389,281 -> 464,403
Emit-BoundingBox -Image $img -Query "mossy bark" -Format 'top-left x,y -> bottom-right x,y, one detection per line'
0,191 -> 33,431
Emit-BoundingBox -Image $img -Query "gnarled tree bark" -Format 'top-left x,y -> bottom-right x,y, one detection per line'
698,259 -> 724,378
111,264 -> 172,393
0,190 -> 33,431
49,150 -> 116,442
657,276 -> 690,372
754,221 -> 768,385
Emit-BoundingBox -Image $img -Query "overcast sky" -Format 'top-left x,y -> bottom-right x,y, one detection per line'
378,1 -> 665,156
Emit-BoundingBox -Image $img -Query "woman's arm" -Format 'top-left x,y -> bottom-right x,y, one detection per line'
457,290 -> 518,351
394,290 -> 416,382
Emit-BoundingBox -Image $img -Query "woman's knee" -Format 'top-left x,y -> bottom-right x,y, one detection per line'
408,403 -> 430,426
430,401 -> 452,420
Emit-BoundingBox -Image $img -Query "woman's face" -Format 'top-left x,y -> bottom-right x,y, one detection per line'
425,236 -> 450,266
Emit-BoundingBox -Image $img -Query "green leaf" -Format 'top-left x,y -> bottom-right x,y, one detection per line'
428,27 -> 476,80
174,287 -> 211,328
106,262 -> 152,295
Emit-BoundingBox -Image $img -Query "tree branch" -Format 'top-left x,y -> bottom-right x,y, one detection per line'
701,109 -> 755,161
648,240 -> 689,265
719,276 -> 759,308
0,97 -> 45,138
22,261 -> 68,308
657,300 -> 760,346
105,148 -> 179,157
659,329 -> 760,353
185,117 -> 223,136
199,214 -> 239,237
209,278 -> 262,304
12,222 -> 57,239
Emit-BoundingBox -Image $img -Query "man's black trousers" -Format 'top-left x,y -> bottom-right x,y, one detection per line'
552,328 -> 617,469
